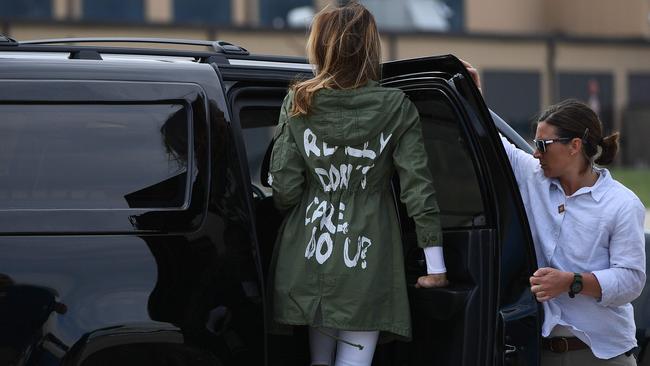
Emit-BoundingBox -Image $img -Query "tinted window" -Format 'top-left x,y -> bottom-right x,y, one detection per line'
239,106 -> 280,195
0,0 -> 51,19
83,0 -> 144,22
174,0 -> 230,24
0,104 -> 189,209
408,89 -> 485,228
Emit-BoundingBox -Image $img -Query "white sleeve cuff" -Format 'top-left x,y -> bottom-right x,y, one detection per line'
592,269 -> 614,305
424,246 -> 446,274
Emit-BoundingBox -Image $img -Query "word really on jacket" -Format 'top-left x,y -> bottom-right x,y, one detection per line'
302,128 -> 391,270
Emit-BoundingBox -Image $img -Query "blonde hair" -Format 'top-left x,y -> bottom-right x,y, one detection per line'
291,2 -> 381,116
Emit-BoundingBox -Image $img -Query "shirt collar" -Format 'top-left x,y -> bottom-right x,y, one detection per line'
548,167 -> 611,202
589,167 -> 612,202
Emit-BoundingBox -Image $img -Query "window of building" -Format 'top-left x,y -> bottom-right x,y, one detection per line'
624,73 -> 650,166
259,0 -> 312,28
83,0 -> 144,22
483,70 -> 541,140
174,0 -> 230,25
0,0 -> 51,19
360,0 -> 463,32
558,72 -> 614,133
628,73 -> 650,108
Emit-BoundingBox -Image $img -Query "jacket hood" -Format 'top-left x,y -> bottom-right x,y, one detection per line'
301,80 -> 404,146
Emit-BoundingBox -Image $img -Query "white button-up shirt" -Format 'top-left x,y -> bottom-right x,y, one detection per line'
501,136 -> 646,359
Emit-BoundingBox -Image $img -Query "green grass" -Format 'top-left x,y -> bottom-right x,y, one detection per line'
609,168 -> 650,208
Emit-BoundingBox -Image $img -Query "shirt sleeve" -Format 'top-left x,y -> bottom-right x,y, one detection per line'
592,198 -> 646,307
392,98 -> 443,248
424,246 -> 446,274
499,134 -> 539,183
269,94 -> 306,211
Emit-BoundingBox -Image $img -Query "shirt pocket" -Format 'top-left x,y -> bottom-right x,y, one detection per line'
564,214 -> 609,269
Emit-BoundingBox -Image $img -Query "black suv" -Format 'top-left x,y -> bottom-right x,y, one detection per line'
0,36 -> 648,366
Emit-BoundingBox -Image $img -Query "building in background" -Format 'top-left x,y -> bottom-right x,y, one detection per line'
1,0 -> 650,164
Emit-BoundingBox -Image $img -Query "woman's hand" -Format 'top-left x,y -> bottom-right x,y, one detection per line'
460,59 -> 481,93
529,267 -> 573,302
416,273 -> 449,288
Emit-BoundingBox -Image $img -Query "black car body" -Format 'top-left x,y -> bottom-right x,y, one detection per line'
0,37 -> 647,366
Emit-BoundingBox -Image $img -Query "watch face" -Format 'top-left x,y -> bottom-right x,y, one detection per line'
571,281 -> 583,293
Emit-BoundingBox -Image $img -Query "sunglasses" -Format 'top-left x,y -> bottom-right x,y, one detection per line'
532,137 -> 572,153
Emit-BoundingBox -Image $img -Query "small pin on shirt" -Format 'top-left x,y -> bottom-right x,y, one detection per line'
558,204 -> 565,214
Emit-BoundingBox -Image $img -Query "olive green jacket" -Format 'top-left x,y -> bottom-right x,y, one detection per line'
268,80 -> 442,340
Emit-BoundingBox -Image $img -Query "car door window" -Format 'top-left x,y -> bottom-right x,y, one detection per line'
239,106 -> 280,196
408,89 -> 486,228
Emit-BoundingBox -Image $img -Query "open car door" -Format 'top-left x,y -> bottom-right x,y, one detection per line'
379,55 -> 541,366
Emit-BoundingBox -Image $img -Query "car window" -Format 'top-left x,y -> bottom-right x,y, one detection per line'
408,89 -> 486,228
239,106 -> 280,196
0,104 -> 189,209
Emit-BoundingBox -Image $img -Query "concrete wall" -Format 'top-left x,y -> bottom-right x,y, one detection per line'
465,0 -> 547,34
544,0 -> 650,38
465,0 -> 650,37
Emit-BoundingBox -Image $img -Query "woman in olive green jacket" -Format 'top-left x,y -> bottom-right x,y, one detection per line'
268,3 -> 448,365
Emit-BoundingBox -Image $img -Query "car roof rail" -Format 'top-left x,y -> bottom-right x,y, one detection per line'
19,37 -> 250,55
0,35 -> 19,46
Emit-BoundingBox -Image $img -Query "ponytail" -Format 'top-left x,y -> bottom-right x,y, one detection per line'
595,132 -> 620,166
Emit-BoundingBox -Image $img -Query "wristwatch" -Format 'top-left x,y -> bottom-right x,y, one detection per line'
568,272 -> 583,298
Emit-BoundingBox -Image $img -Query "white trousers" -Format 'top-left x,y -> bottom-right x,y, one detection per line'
309,327 -> 379,366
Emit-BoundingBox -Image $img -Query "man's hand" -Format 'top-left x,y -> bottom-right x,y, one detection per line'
459,59 -> 481,93
529,267 -> 573,302
416,273 -> 449,288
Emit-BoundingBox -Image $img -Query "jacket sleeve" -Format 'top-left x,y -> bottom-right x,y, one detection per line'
269,93 -> 306,211
392,97 -> 443,248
